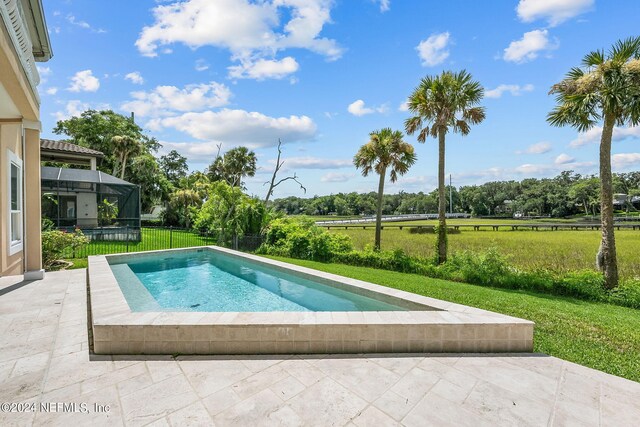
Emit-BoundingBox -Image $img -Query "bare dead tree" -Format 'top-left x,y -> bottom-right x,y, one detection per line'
264,139 -> 306,203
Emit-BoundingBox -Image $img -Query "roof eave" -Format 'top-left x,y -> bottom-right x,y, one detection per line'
22,0 -> 52,62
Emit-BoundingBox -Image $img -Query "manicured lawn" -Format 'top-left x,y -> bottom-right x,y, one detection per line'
331,227 -> 640,278
266,256 -> 640,383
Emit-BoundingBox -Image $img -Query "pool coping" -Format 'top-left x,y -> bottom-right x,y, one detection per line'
88,246 -> 534,355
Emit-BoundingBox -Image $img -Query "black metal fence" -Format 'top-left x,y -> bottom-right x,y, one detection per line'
65,226 -> 263,258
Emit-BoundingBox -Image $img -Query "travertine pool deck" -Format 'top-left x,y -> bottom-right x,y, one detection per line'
88,247 -> 533,355
1,270 -> 639,426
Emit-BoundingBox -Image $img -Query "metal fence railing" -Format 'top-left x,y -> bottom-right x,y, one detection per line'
64,226 -> 263,258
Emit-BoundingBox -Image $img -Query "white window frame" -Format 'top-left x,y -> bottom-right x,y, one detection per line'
7,149 -> 23,255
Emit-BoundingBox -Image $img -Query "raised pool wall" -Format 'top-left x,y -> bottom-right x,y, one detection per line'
87,246 -> 534,355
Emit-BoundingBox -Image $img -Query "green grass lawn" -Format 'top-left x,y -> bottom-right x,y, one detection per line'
330,227 -> 640,279
68,227 -> 216,258
266,256 -> 640,383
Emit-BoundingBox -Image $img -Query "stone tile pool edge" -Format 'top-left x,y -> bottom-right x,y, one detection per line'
87,246 -> 534,355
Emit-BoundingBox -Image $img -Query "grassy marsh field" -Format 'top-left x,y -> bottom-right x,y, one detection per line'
328,226 -> 640,279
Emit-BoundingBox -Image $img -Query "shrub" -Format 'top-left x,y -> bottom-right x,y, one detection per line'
443,248 -> 512,286
42,229 -> 90,270
259,217 -> 353,261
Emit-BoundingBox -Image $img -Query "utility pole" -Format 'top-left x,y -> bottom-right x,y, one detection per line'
449,174 -> 453,214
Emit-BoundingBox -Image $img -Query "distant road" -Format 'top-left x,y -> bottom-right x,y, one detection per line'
319,222 -> 640,231
314,213 -> 470,225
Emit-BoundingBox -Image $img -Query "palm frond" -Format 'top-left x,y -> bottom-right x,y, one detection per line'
582,49 -> 605,68
609,36 -> 640,63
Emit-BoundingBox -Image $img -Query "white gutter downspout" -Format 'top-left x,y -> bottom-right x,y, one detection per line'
20,122 -> 27,276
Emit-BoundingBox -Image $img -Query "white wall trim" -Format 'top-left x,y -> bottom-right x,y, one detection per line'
22,119 -> 40,131
7,148 -> 23,256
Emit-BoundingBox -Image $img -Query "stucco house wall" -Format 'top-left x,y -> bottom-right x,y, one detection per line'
0,0 -> 52,278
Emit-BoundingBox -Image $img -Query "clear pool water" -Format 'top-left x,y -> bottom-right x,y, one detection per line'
109,250 -> 409,312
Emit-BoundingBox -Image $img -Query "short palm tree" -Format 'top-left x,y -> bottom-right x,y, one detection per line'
111,135 -> 141,179
354,128 -> 416,250
548,36 -> 640,289
405,70 -> 485,264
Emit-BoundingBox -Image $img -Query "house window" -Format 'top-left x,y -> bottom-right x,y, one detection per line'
8,150 -> 23,255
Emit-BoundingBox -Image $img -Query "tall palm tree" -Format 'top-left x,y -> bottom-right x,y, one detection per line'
405,70 -> 485,264
354,128 -> 416,250
548,37 -> 640,289
111,135 -> 141,179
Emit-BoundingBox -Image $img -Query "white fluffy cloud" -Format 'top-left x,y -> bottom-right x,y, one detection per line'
485,84 -> 534,98
45,87 -> 58,95
68,70 -> 100,92
159,141 -> 224,161
526,142 -> 552,154
503,29 -> 555,63
124,72 -> 144,85
347,99 -> 387,117
555,153 -> 575,164
398,101 -> 409,112
228,57 -> 299,80
276,157 -> 352,171
321,172 -> 355,182
121,82 -> 232,117
195,59 -> 209,72
612,153 -> 640,169
135,0 -> 342,80
416,32 -> 450,67
53,100 -> 110,121
513,160 -> 594,176
570,126 -> 640,148
148,109 -> 317,149
516,0 -> 593,26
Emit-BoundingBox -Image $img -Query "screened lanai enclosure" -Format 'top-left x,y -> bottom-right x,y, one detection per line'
41,166 -> 141,241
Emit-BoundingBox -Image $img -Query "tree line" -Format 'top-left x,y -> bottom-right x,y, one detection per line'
272,171 -> 640,218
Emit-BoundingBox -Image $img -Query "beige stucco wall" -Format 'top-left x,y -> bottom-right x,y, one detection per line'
0,123 -> 23,276
0,17 -> 42,277
24,128 -> 42,272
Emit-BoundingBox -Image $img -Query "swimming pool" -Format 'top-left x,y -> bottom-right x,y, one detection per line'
88,246 -> 534,355
109,250 -> 413,312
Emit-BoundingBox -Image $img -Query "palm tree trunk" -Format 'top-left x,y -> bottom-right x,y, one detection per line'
597,113 -> 619,289
375,168 -> 386,251
437,130 -> 447,264
120,152 -> 128,180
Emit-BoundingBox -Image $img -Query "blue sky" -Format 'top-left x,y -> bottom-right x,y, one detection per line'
38,0 -> 640,199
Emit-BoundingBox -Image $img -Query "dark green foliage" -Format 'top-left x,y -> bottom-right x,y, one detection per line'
259,217 -> 353,262
159,150 -> 189,187
273,170 -> 640,218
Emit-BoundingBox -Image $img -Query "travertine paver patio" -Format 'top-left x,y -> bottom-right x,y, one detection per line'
1,270 -> 639,426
